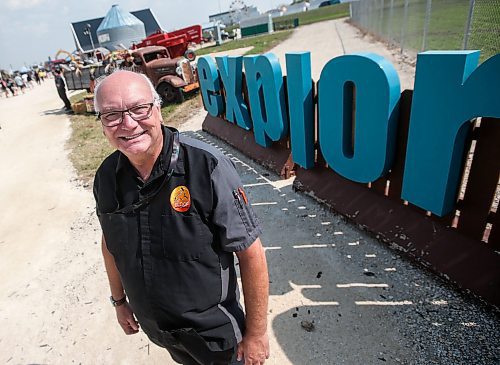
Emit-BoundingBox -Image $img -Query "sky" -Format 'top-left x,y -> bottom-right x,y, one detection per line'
0,0 -> 282,71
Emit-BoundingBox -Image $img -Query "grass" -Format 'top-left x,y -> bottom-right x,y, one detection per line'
197,30 -> 293,56
67,93 -> 115,183
67,92 -> 202,183
274,3 -> 350,26
352,0 -> 498,62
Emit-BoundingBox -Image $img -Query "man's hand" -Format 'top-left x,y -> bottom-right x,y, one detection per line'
237,332 -> 270,364
115,302 -> 140,335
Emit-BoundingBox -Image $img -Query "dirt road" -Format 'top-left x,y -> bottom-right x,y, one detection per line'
0,19 -> 498,365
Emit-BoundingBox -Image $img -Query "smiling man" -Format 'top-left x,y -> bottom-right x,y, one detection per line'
93,71 -> 270,365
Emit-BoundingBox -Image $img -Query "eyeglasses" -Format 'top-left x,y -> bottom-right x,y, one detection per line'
97,102 -> 154,127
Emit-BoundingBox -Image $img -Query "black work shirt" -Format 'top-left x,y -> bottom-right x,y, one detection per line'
93,126 -> 261,351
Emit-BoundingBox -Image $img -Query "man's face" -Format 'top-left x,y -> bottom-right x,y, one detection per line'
96,71 -> 163,160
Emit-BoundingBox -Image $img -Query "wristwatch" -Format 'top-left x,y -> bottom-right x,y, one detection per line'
109,295 -> 127,307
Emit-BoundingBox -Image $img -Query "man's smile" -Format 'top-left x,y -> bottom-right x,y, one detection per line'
120,130 -> 147,141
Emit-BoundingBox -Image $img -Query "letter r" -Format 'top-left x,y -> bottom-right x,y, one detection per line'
402,52 -> 500,216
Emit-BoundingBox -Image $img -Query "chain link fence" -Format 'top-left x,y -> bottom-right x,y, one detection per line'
350,0 -> 500,62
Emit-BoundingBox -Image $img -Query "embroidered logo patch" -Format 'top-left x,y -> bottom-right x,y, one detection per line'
170,186 -> 191,212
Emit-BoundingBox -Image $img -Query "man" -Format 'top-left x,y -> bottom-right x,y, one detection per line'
14,73 -> 25,94
120,54 -> 137,72
93,70 -> 270,365
54,69 -> 72,111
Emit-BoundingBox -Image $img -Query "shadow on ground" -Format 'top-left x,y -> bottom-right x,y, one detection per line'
40,108 -> 72,116
183,129 -> 500,365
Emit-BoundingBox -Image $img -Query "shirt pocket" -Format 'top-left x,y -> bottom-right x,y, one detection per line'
161,213 -> 213,261
99,213 -> 132,257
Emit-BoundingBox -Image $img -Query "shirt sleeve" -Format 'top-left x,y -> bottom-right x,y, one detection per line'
211,155 -> 262,252
93,170 -> 101,217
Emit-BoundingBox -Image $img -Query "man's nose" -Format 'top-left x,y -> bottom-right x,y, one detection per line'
121,111 -> 138,129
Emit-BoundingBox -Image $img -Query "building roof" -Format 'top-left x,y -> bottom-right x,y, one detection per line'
97,4 -> 143,32
71,8 -> 162,52
208,10 -> 232,18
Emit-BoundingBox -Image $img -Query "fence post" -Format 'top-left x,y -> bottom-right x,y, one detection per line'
463,0 -> 476,49
422,0 -> 432,51
400,0 -> 409,54
380,0 -> 385,37
388,0 -> 394,44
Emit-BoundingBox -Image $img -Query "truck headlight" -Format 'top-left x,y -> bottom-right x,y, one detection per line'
176,66 -> 182,76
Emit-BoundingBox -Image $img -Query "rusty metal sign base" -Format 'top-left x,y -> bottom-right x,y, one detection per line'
294,166 -> 500,308
202,114 -> 295,178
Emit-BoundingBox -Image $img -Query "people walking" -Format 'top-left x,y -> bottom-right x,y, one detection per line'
6,78 -> 16,96
14,73 -> 25,94
1,78 -> 9,98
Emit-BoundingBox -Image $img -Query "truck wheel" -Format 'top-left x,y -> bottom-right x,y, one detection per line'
159,83 -> 184,104
184,49 -> 196,62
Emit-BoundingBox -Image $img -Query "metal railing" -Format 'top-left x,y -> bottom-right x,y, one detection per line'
350,0 -> 500,62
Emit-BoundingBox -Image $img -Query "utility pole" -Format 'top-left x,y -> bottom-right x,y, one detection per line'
83,23 -> 96,61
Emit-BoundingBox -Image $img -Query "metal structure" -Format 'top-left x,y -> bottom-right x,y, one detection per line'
71,9 -> 162,53
83,24 -> 96,60
350,0 -> 500,62
96,4 -> 146,51
229,0 -> 249,24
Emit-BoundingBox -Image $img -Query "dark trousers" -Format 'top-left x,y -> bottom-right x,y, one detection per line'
57,88 -> 72,109
149,327 -> 244,365
166,342 -> 243,365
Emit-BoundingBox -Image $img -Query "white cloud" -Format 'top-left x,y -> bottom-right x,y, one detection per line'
21,22 -> 50,37
7,0 -> 45,10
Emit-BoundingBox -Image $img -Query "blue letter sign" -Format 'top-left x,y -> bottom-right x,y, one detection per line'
215,56 -> 252,130
197,50 -> 500,218
197,56 -> 223,117
286,52 -> 315,169
318,53 -> 401,183
402,51 -> 500,216
243,53 -> 289,147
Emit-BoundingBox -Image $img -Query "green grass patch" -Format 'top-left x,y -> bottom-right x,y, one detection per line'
354,0 -> 498,62
274,3 -> 350,26
196,30 -> 293,56
372,0 -> 469,51
67,92 -> 112,182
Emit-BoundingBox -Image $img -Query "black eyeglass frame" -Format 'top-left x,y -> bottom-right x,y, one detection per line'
96,102 -> 155,127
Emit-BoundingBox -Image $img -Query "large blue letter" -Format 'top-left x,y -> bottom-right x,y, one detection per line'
286,52 -> 315,169
318,53 -> 401,182
215,56 -> 252,130
402,51 -> 500,216
243,53 -> 289,147
197,56 -> 223,117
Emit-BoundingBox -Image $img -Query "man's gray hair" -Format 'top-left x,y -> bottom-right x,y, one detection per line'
93,70 -> 162,113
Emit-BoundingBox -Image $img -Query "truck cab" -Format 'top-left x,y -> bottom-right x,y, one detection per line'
132,46 -> 199,104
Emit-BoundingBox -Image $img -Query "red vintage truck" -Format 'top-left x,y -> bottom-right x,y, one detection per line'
132,25 -> 202,61
131,46 -> 198,103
